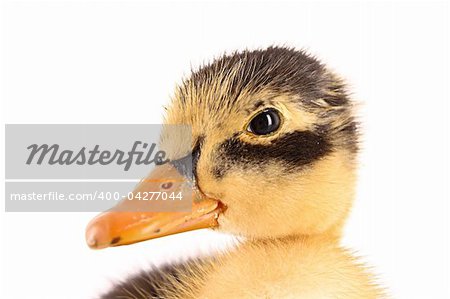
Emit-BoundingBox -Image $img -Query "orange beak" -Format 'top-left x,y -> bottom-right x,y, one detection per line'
85,163 -> 223,249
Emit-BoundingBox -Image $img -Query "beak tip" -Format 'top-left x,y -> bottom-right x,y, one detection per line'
86,223 -> 107,249
85,228 -> 97,249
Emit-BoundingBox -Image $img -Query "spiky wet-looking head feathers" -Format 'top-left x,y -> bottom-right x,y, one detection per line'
169,47 -> 357,152
164,46 -> 359,239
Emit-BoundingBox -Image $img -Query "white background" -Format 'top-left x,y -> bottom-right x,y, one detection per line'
0,1 -> 449,298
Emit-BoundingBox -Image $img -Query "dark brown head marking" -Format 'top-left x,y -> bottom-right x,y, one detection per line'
180,46 -> 350,109
214,130 -> 331,178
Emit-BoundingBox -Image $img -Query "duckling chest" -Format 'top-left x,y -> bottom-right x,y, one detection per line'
195,241 -> 381,299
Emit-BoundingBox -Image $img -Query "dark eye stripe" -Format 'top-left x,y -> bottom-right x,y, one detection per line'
214,130 -> 331,178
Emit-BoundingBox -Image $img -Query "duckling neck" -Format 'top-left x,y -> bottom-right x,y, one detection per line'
247,219 -> 346,246
246,229 -> 342,250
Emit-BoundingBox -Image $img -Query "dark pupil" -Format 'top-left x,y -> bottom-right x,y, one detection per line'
249,109 -> 280,135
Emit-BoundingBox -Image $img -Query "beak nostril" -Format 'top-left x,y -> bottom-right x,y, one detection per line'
161,182 -> 173,189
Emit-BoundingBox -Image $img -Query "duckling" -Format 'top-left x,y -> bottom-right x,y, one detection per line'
86,46 -> 383,298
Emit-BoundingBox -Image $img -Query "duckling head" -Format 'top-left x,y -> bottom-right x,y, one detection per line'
86,46 -> 358,248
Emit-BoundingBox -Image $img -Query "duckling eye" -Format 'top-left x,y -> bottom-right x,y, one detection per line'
247,108 -> 281,135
